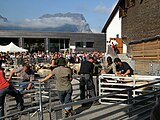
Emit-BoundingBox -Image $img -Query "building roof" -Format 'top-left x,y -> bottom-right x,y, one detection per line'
101,0 -> 122,33
129,35 -> 160,45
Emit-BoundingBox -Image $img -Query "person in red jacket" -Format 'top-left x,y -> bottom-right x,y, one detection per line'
0,67 -> 24,119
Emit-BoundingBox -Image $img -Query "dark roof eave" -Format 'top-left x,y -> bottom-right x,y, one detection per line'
129,35 -> 160,45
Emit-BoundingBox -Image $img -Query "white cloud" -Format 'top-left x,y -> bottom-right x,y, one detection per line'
0,13 -> 92,32
1,16 -> 87,29
19,17 -> 80,28
110,0 -> 119,13
94,1 -> 119,14
91,28 -> 99,33
94,5 -> 111,14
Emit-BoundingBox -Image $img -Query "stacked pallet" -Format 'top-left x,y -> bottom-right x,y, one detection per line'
130,38 -> 160,59
129,36 -> 160,75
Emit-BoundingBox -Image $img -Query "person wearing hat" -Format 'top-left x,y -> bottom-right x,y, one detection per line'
39,57 -> 75,118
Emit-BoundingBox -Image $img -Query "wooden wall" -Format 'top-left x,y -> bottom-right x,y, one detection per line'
129,39 -> 160,75
130,39 -> 160,60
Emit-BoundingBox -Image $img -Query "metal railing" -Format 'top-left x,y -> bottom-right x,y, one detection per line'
99,74 -> 160,104
1,75 -> 160,120
51,79 -> 160,120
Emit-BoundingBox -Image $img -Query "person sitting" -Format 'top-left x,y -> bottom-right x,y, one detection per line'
114,58 -> 134,76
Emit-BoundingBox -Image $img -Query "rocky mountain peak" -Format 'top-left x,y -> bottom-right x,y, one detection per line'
0,13 -> 92,33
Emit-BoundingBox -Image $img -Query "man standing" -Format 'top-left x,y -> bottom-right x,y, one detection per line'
50,52 -> 59,69
79,57 -> 99,106
39,57 -> 75,118
114,58 -> 134,76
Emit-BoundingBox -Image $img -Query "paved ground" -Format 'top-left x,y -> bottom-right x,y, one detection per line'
4,79 -> 130,120
12,103 -> 127,120
73,104 -> 127,120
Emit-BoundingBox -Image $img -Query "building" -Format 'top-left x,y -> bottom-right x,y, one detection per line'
102,0 -> 160,75
102,0 -> 160,53
102,0 -> 121,43
0,30 -> 106,53
102,0 -> 127,53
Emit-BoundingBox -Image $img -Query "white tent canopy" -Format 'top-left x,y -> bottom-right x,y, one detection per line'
0,42 -> 28,52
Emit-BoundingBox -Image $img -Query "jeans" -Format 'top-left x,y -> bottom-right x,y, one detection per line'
0,85 -> 24,118
79,74 -> 96,100
19,83 -> 28,92
18,79 -> 30,93
58,89 -> 72,110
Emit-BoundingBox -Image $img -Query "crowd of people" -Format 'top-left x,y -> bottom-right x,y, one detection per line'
0,50 -> 136,119
0,51 -> 104,66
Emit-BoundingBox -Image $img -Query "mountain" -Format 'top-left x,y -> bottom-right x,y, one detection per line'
0,15 -> 8,22
0,13 -> 92,33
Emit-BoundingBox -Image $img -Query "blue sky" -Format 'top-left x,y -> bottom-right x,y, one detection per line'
0,0 -> 118,32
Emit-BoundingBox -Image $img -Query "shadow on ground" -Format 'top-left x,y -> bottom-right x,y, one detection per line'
74,102 -> 92,114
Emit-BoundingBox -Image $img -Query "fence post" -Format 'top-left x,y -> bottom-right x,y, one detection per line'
48,81 -> 52,120
98,75 -> 101,103
39,82 -> 43,120
93,75 -> 98,96
128,89 -> 133,117
28,112 -> 30,120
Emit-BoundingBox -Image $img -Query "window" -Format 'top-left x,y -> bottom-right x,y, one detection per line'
76,42 -> 83,48
86,42 -> 94,48
65,39 -> 69,48
60,39 -> 64,49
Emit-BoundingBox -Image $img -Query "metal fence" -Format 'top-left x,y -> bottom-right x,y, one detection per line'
99,74 -> 160,104
14,57 -> 52,65
1,75 -> 160,120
